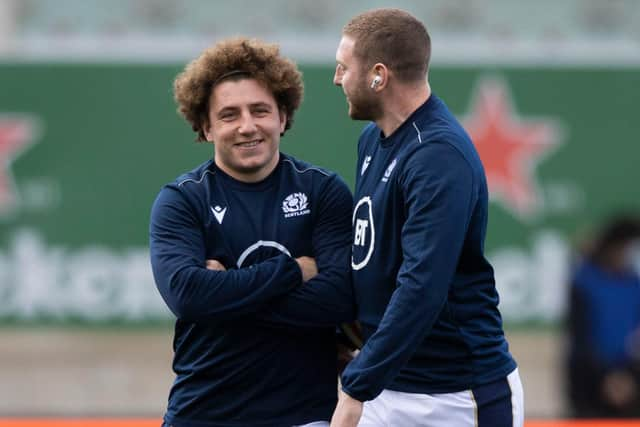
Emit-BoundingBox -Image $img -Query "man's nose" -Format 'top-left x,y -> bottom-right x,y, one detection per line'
238,112 -> 258,134
333,66 -> 342,86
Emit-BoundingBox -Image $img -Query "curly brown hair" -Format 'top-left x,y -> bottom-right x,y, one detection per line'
174,37 -> 304,142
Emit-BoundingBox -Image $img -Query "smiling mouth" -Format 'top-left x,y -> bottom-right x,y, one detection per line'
235,140 -> 263,148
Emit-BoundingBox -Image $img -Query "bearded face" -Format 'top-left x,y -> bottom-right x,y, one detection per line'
334,36 -> 383,122
344,71 -> 383,121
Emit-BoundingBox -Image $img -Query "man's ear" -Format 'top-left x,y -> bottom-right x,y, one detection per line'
279,109 -> 287,134
203,117 -> 213,142
370,63 -> 388,91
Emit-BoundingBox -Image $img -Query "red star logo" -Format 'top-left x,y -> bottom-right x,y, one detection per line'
0,115 -> 39,215
461,77 -> 563,218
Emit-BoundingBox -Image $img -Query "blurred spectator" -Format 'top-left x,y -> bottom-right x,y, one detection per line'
566,214 -> 640,418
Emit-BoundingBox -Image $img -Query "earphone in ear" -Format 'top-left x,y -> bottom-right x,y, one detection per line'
370,75 -> 382,89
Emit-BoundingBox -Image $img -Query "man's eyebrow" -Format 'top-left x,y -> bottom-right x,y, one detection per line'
249,102 -> 273,108
216,105 -> 239,113
215,101 -> 272,111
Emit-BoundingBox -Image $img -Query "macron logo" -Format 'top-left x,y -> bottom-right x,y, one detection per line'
211,205 -> 227,224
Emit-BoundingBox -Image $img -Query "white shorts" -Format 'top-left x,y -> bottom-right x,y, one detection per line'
358,368 -> 524,427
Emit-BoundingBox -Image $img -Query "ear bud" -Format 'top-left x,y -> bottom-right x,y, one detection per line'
370,75 -> 382,89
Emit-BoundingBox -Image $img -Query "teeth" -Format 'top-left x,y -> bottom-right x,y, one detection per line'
238,140 -> 260,147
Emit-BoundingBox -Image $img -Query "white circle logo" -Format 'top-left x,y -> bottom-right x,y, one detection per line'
352,196 -> 375,270
237,240 -> 291,268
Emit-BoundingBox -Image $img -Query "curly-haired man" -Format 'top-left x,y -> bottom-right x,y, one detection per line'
150,37 -> 355,427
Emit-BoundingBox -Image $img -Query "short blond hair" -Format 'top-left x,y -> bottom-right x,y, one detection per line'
344,8 -> 430,83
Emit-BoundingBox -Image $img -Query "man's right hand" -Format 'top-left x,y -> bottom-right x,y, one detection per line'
206,259 -> 227,271
295,256 -> 318,282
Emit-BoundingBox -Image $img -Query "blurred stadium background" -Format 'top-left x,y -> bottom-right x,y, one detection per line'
0,0 -> 639,422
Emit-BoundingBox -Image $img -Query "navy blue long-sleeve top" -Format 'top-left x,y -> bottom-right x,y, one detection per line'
343,94 -> 517,401
150,153 -> 355,427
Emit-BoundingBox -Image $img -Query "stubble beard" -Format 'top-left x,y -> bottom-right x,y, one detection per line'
347,85 -> 382,122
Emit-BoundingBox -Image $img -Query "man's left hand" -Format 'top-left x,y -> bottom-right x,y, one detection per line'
330,390 -> 363,427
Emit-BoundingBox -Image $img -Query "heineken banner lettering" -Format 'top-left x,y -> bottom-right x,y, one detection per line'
1,64 -> 638,324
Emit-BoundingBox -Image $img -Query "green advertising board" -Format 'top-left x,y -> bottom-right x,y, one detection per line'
1,63 -> 638,324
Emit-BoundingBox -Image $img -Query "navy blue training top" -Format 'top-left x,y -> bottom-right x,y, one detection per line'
343,94 -> 517,401
150,153 -> 355,427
